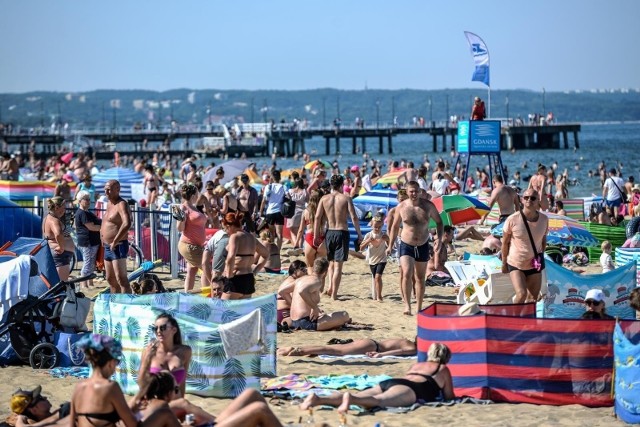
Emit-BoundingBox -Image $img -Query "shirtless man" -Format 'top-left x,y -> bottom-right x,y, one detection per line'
480,175 -> 520,226
278,337 -> 416,357
399,161 -> 419,186
314,174 -> 362,300
528,164 -> 549,211
100,180 -> 132,293
236,173 -> 259,232
289,258 -> 351,331
387,181 -> 443,315
1,152 -> 19,180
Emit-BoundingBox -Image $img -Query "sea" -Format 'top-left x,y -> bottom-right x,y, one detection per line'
98,121 -> 640,199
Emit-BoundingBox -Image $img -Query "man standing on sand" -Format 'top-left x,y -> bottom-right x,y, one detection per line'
314,174 -> 362,300
100,180 -> 132,294
387,181 -> 444,315
289,258 -> 351,331
528,164 -> 549,211
480,175 -> 520,226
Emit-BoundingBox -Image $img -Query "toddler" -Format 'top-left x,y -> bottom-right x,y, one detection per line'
360,214 -> 389,301
599,240 -> 614,273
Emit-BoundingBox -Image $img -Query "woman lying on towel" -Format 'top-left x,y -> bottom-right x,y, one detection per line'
300,343 -> 454,413
138,313 -> 215,425
277,337 -> 416,358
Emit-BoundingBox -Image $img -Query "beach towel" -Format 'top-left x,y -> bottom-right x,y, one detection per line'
93,292 -> 277,397
613,323 -> 640,424
218,308 -> 266,358
539,259 -> 637,319
317,354 -> 416,360
0,255 -> 31,319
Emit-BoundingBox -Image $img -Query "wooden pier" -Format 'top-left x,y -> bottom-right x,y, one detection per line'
1,123 -> 581,158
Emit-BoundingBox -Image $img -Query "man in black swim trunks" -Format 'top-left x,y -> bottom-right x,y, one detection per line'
387,181 -> 443,315
289,258 -> 351,331
480,175 -> 520,227
314,175 -> 362,300
7,386 -> 70,427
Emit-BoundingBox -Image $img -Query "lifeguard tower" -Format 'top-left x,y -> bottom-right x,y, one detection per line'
454,120 -> 506,192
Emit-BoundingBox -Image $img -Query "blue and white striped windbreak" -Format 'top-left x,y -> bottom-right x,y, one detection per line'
93,167 -> 143,200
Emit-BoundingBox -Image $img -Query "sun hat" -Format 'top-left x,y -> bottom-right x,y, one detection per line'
584,289 -> 604,303
458,301 -> 482,316
10,386 -> 42,414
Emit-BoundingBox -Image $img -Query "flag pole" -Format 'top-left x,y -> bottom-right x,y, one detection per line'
488,87 -> 491,118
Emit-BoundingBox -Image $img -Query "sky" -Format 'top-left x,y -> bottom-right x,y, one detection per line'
1,0 -> 639,93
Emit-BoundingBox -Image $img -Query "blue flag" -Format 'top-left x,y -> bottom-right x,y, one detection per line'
464,31 -> 490,87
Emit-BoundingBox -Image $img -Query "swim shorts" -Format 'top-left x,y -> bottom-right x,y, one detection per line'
325,229 -> 350,262
369,262 -> 387,276
398,240 -> 430,262
52,250 -> 74,268
291,316 -> 318,331
605,197 -> 623,208
104,241 -> 129,261
224,273 -> 256,295
265,212 -> 285,226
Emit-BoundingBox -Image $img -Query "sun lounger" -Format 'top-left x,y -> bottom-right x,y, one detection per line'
446,260 -> 514,304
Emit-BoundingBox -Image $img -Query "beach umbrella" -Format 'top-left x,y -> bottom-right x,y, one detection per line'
304,159 -> 332,170
243,168 -> 263,184
201,160 -> 252,188
375,169 -> 406,185
60,152 -> 74,165
353,188 -> 399,211
93,167 -> 143,200
490,212 -> 600,247
430,194 -> 491,227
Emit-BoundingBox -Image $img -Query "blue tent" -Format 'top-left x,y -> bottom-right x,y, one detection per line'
0,196 -> 42,243
93,167 -> 143,200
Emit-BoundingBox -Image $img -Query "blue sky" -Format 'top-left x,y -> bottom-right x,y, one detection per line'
1,0 -> 638,93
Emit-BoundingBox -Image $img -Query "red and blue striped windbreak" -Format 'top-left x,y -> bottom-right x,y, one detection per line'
418,303 -> 640,407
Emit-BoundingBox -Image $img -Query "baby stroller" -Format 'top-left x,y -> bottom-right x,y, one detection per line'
0,257 -> 94,369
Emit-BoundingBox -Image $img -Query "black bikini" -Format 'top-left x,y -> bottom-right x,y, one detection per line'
378,363 -> 444,402
76,409 -> 120,426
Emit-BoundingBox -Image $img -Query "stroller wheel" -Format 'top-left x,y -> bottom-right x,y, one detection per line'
29,343 -> 60,369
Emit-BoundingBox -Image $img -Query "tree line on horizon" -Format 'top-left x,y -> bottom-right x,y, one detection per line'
1,88 -> 639,129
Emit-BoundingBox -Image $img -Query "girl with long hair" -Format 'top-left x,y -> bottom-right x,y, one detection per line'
296,190 -> 327,273
176,183 -> 207,292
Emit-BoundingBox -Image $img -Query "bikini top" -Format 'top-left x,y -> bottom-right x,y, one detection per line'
76,409 -> 120,426
149,366 -> 187,385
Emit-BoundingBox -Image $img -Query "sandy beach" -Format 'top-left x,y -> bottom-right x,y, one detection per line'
0,237 -> 626,427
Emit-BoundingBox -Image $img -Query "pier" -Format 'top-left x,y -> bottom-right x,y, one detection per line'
1,122 -> 581,158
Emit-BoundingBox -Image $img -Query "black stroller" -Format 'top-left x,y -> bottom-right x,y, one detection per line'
0,258 -> 94,369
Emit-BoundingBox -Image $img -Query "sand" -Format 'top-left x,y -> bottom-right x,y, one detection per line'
0,237 -> 625,427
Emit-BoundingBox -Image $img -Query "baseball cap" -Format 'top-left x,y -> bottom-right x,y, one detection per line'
350,165 -> 360,172
11,386 -> 42,414
584,289 -> 604,303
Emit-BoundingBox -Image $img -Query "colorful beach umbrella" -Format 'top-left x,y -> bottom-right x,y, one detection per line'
430,195 -> 491,227
353,188 -> 399,211
490,212 -> 600,247
375,169 -> 406,185
304,159 -> 332,170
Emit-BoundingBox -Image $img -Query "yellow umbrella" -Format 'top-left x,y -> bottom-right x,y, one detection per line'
375,169 -> 406,185
243,168 -> 262,184
304,159 -> 332,170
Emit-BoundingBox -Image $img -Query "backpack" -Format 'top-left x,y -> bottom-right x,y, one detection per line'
280,192 -> 296,218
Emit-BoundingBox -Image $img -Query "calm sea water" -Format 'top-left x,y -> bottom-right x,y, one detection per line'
251,122 -> 640,198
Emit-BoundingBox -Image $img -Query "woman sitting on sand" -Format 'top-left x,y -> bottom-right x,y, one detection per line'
300,342 -> 454,413
69,334 -> 141,427
138,313 -> 215,425
278,337 -> 416,358
277,260 -> 308,325
258,229 -> 281,274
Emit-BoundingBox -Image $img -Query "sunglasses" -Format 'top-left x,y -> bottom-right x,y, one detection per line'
585,300 -> 601,306
206,187 -> 214,191
154,323 -> 169,332
523,196 -> 537,201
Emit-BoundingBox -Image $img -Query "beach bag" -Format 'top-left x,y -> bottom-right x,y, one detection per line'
280,193 -> 296,218
609,178 -> 628,204
521,210 -> 545,272
53,331 -> 88,367
59,288 -> 91,331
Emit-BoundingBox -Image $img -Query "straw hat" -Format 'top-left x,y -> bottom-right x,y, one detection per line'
458,301 -> 482,316
632,184 -> 640,193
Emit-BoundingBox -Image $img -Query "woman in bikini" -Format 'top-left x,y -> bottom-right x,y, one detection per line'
138,313 -> 215,425
278,337 -> 416,358
70,334 -> 141,427
296,190 -> 327,277
222,212 -> 269,300
193,177 -> 216,227
300,342 -> 454,413
257,229 -> 281,274
176,184 -> 207,292
202,180 -> 221,228
143,165 -> 160,208
43,196 -> 76,281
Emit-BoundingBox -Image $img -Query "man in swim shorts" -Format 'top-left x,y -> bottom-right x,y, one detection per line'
314,175 -> 362,300
100,180 -> 132,294
387,181 -> 443,315
480,175 -> 520,226
289,258 -> 351,331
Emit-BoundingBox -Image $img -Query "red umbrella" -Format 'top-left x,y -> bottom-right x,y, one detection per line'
429,195 -> 491,226
60,152 -> 74,165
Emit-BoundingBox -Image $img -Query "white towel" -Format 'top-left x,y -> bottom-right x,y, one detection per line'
218,308 -> 265,358
0,255 -> 32,319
